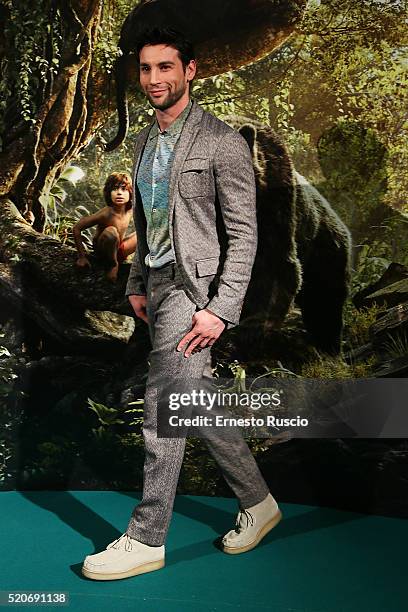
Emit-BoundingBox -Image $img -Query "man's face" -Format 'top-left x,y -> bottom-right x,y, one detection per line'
139,44 -> 196,111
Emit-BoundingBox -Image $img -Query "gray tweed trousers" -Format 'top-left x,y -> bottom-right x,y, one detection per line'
126,262 -> 270,546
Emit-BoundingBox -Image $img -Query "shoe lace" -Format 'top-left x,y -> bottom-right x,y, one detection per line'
106,533 -> 133,552
235,509 -> 254,533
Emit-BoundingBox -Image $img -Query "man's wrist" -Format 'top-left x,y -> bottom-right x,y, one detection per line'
204,308 -> 227,325
204,307 -> 217,317
125,283 -> 147,297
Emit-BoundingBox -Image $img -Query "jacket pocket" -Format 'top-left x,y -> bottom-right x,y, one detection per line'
196,257 -> 219,277
179,158 -> 211,198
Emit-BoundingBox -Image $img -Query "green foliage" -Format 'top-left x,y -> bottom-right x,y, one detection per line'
48,165 -> 87,236
300,353 -> 376,379
126,399 -> 145,426
87,398 -> 125,427
0,342 -> 20,402
351,244 -> 392,296
36,439 -> 76,473
225,360 -> 299,387
269,69 -> 296,133
41,166 -> 85,239
94,1 -> 141,73
382,329 -> 408,359
193,71 -> 270,125
343,301 -> 387,348
94,14 -> 122,75
296,0 -> 408,211
0,342 -> 23,488
0,0 -> 62,128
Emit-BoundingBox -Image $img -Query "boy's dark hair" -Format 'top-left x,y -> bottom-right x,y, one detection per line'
135,27 -> 195,70
103,172 -> 133,210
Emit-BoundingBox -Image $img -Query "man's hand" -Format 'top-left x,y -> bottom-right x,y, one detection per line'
177,309 -> 225,358
128,294 -> 148,323
75,255 -> 91,270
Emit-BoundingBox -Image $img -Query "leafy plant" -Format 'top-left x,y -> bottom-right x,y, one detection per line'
87,398 -> 125,427
0,343 -> 23,489
382,329 -> 408,359
0,1 -> 62,127
41,165 -> 85,239
343,301 -> 387,348
350,244 -> 391,297
300,353 -> 374,379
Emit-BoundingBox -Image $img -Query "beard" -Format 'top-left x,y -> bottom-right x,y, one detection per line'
146,81 -> 187,111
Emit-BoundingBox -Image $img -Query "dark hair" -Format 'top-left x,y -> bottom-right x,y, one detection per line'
135,27 -> 195,69
103,172 -> 133,210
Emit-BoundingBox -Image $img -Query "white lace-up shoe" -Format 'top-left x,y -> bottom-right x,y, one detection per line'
222,493 -> 282,554
81,533 -> 165,581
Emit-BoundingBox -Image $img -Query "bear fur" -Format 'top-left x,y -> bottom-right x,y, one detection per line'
226,117 -> 352,355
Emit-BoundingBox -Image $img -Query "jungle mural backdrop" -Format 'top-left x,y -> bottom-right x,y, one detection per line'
0,0 -> 407,516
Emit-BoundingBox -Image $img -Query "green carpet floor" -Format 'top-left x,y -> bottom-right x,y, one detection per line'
0,491 -> 406,611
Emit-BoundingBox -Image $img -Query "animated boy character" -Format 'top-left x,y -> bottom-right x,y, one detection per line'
73,172 -> 137,282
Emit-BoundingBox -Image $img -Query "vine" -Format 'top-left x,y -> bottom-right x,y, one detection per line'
93,0 -> 137,74
0,0 -> 62,133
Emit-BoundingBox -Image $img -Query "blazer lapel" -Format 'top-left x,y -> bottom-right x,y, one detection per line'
131,124 -> 151,232
132,124 -> 151,191
168,100 -> 204,225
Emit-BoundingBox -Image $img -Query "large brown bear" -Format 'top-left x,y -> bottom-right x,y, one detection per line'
226,117 -> 352,355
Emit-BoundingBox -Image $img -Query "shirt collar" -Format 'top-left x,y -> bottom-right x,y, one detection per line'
148,99 -> 193,140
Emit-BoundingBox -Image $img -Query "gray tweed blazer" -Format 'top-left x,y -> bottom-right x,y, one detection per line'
125,99 -> 257,328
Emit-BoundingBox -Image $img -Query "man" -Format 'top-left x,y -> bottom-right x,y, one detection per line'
82,27 -> 282,582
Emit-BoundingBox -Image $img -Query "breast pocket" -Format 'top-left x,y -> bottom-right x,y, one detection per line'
179,158 -> 211,198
